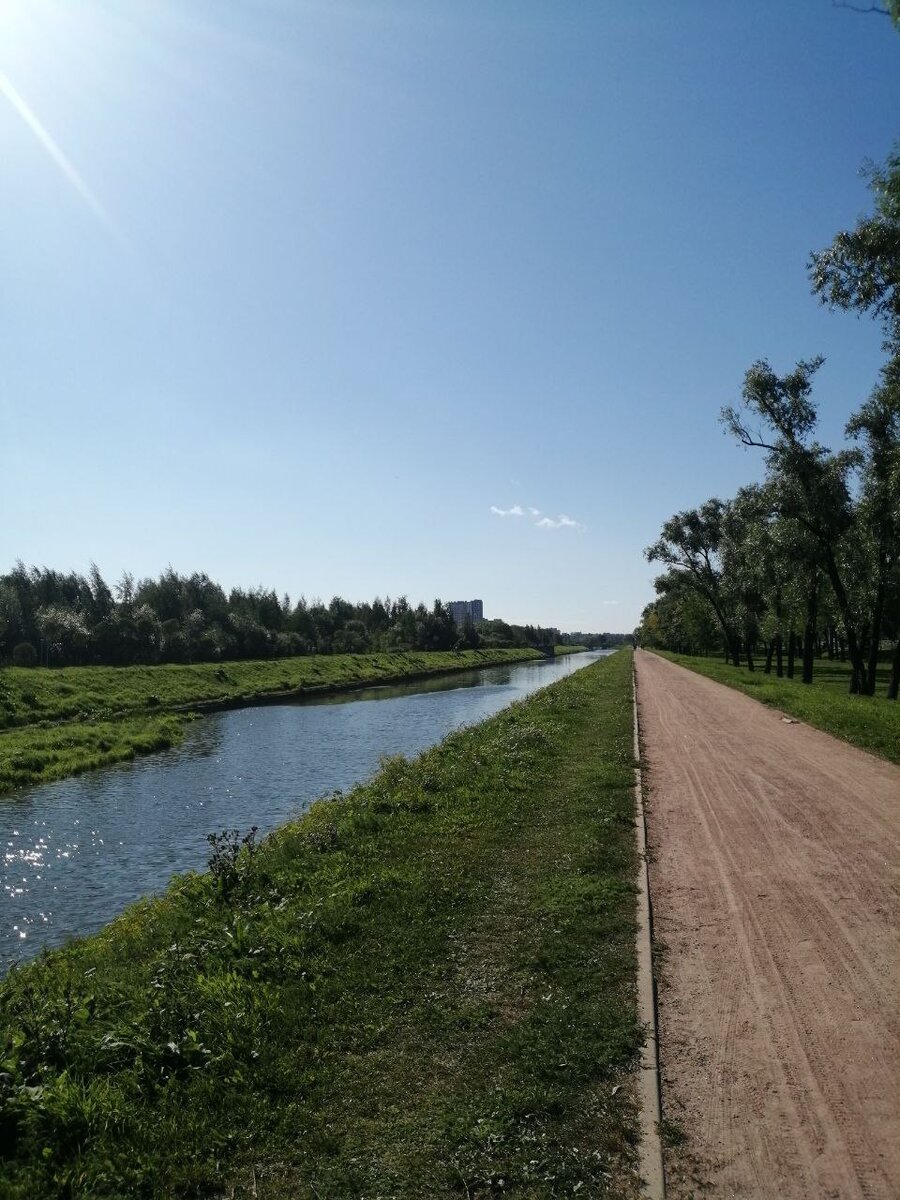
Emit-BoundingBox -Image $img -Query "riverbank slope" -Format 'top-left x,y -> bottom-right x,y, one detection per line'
0,650 -> 642,1199
0,648 -> 542,794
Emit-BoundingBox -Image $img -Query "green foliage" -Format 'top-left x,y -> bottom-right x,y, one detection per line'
0,652 -> 642,1198
810,145 -> 900,351
205,826 -> 259,900
0,563 -> 580,670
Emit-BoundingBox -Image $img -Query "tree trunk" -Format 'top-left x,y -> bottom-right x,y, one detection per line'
787,632 -> 796,679
776,633 -> 784,677
802,626 -> 815,684
745,635 -> 755,672
888,638 -> 900,701
802,576 -> 817,685
822,548 -> 867,694
764,639 -> 774,674
864,576 -> 885,697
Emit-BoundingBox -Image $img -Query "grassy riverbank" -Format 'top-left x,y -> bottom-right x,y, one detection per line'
0,650 -> 543,729
0,649 -> 542,795
0,650 -> 642,1199
0,715 -> 188,794
655,650 -> 900,764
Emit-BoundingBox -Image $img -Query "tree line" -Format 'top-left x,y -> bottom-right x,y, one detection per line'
639,149 -> 900,698
0,563 -> 572,667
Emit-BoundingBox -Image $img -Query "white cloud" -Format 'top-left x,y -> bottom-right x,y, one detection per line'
536,514 -> 585,531
491,505 -> 585,531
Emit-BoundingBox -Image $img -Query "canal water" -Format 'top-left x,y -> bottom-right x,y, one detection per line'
1,651 -> 610,971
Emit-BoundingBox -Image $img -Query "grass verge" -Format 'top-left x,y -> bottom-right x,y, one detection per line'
0,650 -> 542,795
655,650 -> 900,765
0,650 -> 642,1199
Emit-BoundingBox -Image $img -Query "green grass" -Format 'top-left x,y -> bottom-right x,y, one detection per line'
0,716 -> 188,794
553,644 -> 588,655
0,649 -> 542,730
655,650 -> 900,764
0,650 -> 542,795
0,651 -> 642,1199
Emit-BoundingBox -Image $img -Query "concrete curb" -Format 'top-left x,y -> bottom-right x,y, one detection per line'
633,655 -> 665,1198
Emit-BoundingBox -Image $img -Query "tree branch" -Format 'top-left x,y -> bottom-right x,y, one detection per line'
832,0 -> 891,15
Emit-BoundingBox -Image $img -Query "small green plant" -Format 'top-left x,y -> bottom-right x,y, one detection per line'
206,826 -> 259,899
660,1116 -> 688,1147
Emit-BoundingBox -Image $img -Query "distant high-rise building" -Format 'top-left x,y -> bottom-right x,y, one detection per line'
448,599 -> 484,626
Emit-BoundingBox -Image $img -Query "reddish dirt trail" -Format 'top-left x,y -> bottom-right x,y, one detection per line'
635,650 -> 900,1200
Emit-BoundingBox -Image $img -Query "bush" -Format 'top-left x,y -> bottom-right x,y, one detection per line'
12,642 -> 37,668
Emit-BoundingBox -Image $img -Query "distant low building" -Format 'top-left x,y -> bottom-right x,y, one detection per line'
448,599 -> 484,626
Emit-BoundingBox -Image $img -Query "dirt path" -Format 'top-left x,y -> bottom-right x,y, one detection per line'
635,650 -> 900,1200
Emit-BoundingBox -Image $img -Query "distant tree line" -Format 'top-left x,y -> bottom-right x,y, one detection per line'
557,631 -> 631,650
638,149 -> 900,698
0,563 -> 567,667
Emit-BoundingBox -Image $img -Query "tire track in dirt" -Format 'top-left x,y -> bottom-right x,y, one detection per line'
636,650 -> 900,1199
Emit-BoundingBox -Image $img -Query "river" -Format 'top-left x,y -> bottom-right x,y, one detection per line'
0,651 -> 611,972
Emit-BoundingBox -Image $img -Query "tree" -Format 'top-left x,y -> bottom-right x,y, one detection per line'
722,358 -> 872,691
639,575 -> 721,655
87,563 -> 114,624
35,605 -> 90,665
810,147 -> 900,353
846,361 -> 900,695
645,499 -> 742,662
0,583 -> 24,661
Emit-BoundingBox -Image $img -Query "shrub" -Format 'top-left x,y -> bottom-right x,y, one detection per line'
12,642 -> 37,668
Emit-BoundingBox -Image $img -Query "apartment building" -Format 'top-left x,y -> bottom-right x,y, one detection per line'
447,599 -> 484,626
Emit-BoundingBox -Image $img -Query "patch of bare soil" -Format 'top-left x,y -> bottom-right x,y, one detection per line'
636,650 -> 900,1199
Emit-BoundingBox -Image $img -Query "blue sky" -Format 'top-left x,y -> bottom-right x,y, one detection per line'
2,1 -> 898,631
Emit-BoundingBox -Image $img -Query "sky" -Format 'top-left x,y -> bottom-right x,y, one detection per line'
2,1 -> 899,633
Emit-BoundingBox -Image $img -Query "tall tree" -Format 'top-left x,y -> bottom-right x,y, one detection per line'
721,358 -> 870,691
645,499 -> 742,663
846,361 -> 900,695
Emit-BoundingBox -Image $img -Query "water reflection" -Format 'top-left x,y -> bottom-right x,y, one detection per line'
1,652 -> 609,971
